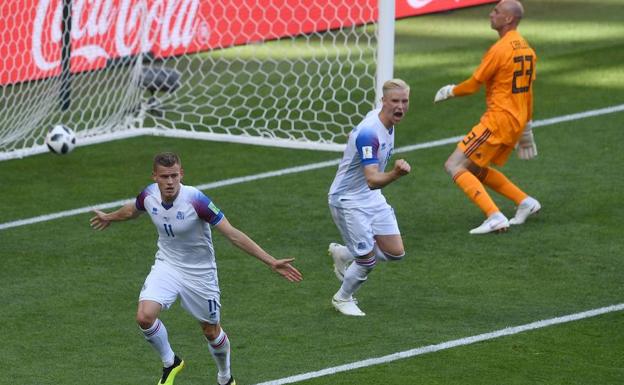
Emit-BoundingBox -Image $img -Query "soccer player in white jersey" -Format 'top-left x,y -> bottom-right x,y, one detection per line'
328,79 -> 411,316
90,152 -> 302,385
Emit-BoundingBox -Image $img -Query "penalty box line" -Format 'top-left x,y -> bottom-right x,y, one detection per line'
252,303 -> 624,385
1,103 -> 623,232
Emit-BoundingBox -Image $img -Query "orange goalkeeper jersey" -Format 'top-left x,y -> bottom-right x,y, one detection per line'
472,30 -> 536,145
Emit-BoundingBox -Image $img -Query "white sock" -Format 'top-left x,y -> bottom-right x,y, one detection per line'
207,329 -> 231,384
141,319 -> 175,367
336,256 -> 376,299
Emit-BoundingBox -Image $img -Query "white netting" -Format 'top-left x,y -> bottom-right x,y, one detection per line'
0,0 -> 380,160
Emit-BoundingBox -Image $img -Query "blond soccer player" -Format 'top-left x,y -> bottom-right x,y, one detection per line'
434,0 -> 541,234
328,79 -> 411,316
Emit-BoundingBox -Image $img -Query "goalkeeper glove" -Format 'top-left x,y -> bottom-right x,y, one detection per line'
516,121 -> 538,160
434,84 -> 455,103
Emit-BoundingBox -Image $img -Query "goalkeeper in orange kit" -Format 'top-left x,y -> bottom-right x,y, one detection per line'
434,0 -> 541,234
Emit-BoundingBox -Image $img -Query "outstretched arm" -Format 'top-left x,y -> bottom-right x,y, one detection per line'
90,201 -> 141,230
214,217 -> 303,282
434,76 -> 482,103
452,77 -> 482,96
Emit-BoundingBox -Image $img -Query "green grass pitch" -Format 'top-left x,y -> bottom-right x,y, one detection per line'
1,1 -> 623,384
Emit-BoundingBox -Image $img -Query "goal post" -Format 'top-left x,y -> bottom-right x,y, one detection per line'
375,0 -> 395,108
0,0 -> 396,161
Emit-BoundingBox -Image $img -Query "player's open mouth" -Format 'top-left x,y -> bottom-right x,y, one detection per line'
394,112 -> 403,118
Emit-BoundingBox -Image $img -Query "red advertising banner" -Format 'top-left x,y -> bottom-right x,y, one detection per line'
0,0 -> 495,86
396,0 -> 496,18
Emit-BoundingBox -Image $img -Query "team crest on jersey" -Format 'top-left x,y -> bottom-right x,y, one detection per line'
176,211 -> 185,220
381,143 -> 386,150
362,146 -> 373,159
151,207 -> 158,215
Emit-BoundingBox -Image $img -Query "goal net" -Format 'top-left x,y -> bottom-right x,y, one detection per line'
0,0 -> 391,160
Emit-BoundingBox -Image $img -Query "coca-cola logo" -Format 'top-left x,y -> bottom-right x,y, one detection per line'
32,0 -> 204,71
406,0 -> 436,8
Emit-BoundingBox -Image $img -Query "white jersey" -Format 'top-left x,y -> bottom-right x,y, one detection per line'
328,108 -> 395,207
136,183 -> 224,276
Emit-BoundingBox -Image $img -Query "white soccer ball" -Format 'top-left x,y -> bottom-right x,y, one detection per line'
45,124 -> 76,155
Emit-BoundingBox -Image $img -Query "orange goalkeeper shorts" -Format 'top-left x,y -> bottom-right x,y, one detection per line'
457,123 -> 513,167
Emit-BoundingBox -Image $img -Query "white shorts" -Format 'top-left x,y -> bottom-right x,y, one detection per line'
139,260 -> 221,324
329,200 -> 400,257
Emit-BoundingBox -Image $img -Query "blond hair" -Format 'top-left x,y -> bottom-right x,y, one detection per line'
382,78 -> 410,96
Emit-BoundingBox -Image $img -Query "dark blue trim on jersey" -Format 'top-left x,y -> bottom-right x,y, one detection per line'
135,189 -> 148,211
211,214 -> 225,227
191,192 -> 224,226
361,158 -> 380,166
355,126 -> 380,166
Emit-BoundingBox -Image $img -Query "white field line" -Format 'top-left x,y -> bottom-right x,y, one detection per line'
252,303 -> 624,385
1,103 -> 623,232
